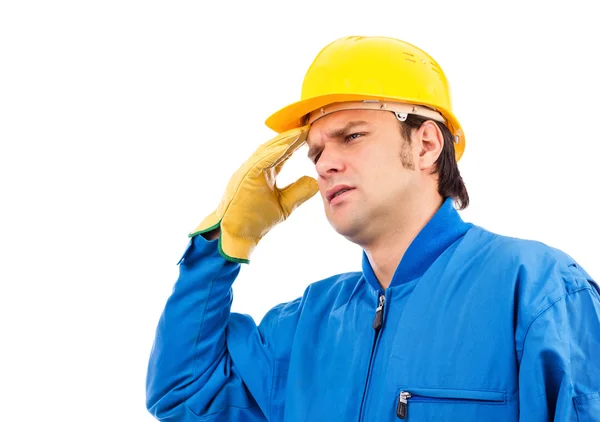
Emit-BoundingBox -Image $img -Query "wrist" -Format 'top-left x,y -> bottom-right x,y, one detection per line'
202,227 -> 221,241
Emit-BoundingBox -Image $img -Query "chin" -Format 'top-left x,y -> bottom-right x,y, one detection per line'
327,216 -> 362,240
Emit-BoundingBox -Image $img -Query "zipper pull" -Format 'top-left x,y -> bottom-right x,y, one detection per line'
396,391 -> 411,419
372,294 -> 386,331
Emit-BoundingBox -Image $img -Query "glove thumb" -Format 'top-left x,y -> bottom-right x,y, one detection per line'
279,176 -> 319,217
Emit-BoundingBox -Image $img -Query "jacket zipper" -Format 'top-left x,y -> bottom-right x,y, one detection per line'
396,391 -> 412,419
372,294 -> 385,330
358,292 -> 386,421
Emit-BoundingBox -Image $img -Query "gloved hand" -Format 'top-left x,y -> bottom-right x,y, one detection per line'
190,125 -> 318,263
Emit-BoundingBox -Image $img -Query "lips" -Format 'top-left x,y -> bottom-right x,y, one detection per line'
326,185 -> 355,203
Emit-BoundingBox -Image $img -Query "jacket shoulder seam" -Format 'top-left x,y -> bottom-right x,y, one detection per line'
519,285 -> 592,359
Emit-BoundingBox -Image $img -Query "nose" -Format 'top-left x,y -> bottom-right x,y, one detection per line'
315,144 -> 346,178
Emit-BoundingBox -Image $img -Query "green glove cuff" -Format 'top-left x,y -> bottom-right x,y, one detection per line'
189,221 -> 250,264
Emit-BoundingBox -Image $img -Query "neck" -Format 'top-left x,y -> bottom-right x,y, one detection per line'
363,194 -> 444,289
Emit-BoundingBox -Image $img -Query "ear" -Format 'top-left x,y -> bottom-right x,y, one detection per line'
416,120 -> 444,171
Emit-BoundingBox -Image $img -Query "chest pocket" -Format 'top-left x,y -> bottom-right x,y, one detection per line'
395,387 -> 508,421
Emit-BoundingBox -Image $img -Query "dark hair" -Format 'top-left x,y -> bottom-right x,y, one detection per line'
399,114 -> 469,210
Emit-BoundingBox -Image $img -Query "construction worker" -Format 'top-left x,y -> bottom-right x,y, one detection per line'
145,36 -> 600,421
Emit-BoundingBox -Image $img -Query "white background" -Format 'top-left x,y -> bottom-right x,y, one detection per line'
1,1 -> 598,421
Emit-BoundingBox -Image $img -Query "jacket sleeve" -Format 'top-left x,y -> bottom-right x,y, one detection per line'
145,234 -> 290,421
518,272 -> 600,421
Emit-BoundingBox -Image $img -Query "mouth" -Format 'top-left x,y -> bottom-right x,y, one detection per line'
326,185 -> 355,203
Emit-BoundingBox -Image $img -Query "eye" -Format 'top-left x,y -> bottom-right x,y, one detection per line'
345,133 -> 362,142
312,152 -> 322,164
312,133 -> 363,164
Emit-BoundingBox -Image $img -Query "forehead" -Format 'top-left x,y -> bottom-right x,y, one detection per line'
306,109 -> 393,143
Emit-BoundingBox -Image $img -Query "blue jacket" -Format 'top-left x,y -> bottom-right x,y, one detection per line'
146,198 -> 600,421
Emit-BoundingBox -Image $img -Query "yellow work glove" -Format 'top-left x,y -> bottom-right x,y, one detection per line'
189,125 -> 318,263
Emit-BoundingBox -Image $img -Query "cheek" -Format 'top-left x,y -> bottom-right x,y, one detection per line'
363,151 -> 397,177
317,179 -> 328,199
369,159 -> 412,196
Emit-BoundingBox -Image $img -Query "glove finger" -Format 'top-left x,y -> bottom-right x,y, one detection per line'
278,176 -> 319,217
269,124 -> 310,151
227,141 -> 293,195
254,125 -> 309,170
232,125 -> 310,195
254,139 -> 303,176
271,128 -> 308,168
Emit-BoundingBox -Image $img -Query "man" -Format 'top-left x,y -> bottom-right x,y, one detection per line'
146,36 -> 600,421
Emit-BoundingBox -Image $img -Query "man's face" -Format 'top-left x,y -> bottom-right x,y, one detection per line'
306,109 -> 418,244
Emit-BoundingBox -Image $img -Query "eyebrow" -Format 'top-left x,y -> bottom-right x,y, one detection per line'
306,120 -> 370,160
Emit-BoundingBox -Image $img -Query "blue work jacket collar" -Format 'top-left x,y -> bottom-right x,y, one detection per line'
362,197 -> 473,290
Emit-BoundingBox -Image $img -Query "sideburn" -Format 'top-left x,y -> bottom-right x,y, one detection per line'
399,138 -> 415,170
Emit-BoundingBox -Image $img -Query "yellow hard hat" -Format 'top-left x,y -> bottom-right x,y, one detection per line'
265,35 -> 465,161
